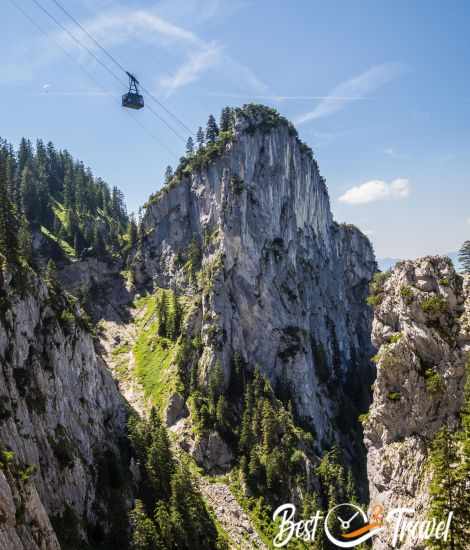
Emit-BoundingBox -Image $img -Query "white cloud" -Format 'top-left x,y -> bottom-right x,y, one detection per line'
295,62 -> 407,124
160,42 -> 222,95
338,178 -> 410,205
51,7 -> 265,96
466,217 -> 470,225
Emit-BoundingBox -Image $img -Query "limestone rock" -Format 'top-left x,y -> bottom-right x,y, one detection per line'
165,392 -> 189,426
191,431 -> 234,473
364,256 -> 468,549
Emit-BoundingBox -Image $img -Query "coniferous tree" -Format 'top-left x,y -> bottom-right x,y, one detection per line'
128,214 -> 138,248
208,360 -> 224,409
0,157 -> 19,263
219,107 -> 233,132
185,136 -> 194,156
17,138 -> 33,174
63,166 -> 75,210
129,500 -> 159,550
457,364 -> 470,532
206,114 -> 219,144
18,214 -> 33,265
196,126 -> 205,149
428,427 -> 462,549
164,165 -> 173,185
20,166 -> 37,224
459,241 -> 470,273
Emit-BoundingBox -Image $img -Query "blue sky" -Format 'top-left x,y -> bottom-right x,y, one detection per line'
2,0 -> 469,259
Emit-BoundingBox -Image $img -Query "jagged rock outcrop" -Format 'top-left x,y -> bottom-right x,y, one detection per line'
364,256 -> 469,549
133,106 -> 376,459
0,267 -> 132,549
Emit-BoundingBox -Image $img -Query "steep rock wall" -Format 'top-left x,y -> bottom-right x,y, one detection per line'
0,267 -> 131,549
134,107 -> 376,457
364,256 -> 469,549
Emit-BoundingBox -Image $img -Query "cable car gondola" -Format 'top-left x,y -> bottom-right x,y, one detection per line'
122,72 -> 144,110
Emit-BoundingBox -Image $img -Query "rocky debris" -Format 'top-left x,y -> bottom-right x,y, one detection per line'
99,315 -> 150,418
191,432 -> 234,473
198,478 -> 267,549
364,256 -> 469,549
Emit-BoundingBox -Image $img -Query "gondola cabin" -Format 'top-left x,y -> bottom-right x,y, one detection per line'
122,72 -> 144,110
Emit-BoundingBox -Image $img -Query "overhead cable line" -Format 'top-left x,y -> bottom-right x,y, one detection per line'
8,0 -> 178,159
28,0 -> 186,143
49,0 -> 196,137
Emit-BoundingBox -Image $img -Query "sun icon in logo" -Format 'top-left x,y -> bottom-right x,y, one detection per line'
324,503 -> 385,548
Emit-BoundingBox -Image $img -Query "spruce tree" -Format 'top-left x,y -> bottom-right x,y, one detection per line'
428,427 -> 462,549
20,166 -> 37,224
164,165 -> 173,185
0,157 -> 19,263
261,400 -> 276,452
18,214 -> 33,265
219,107 -> 233,132
129,500 -> 159,550
459,241 -> 470,273
128,214 -> 138,247
196,126 -> 205,149
185,136 -> 194,156
63,166 -> 75,210
206,114 -> 219,144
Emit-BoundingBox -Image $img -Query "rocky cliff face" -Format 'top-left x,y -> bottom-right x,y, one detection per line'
133,106 -> 376,457
364,256 -> 469,549
0,267 -> 131,549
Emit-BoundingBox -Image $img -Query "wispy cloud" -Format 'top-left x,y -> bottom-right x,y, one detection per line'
160,42 -> 223,96
206,92 -> 369,102
52,6 -> 265,96
338,178 -> 410,205
295,62 -> 407,125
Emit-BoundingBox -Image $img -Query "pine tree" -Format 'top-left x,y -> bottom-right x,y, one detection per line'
0,157 -> 19,263
167,291 -> 181,340
63,165 -> 75,210
20,166 -> 37,224
128,214 -> 138,247
196,126 -> 205,149
17,138 -> 33,174
239,383 -> 254,453
129,500 -> 159,550
459,241 -> 470,273
206,114 -> 219,144
146,421 -> 174,501
18,214 -> 32,265
185,137 -> 194,157
164,165 -> 173,185
261,400 -> 276,452
157,292 -> 169,338
428,427 -> 462,550
219,107 -> 233,133
215,394 -> 229,433
208,360 -> 224,409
